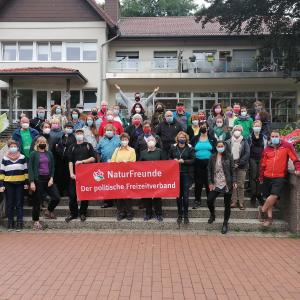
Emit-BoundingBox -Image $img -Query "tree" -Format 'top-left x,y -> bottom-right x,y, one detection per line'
121,0 -> 198,17
195,0 -> 300,76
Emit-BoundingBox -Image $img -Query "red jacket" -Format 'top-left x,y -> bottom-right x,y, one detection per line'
259,141 -> 300,180
98,120 -> 124,136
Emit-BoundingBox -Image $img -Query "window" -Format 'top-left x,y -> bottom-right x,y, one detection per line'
37,91 -> 47,108
83,90 -> 97,110
50,42 -> 62,61
18,43 -> 33,61
115,51 -> 139,70
50,91 -> 61,106
37,43 -> 49,61
1,89 -> 8,109
83,43 -> 97,61
70,90 -> 80,108
153,51 -> 178,69
17,90 -> 33,109
193,50 -> 216,61
66,43 -> 81,61
2,43 -> 17,61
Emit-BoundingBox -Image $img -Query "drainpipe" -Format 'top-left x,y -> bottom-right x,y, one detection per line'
100,31 -> 121,103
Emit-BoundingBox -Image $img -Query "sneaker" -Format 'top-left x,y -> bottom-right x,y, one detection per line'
208,215 -> 215,224
221,223 -> 228,234
177,216 -> 182,224
126,215 -> 133,221
144,215 -> 152,221
80,215 -> 86,222
263,218 -> 273,227
33,221 -> 44,230
184,217 -> 189,224
65,215 -> 77,223
7,223 -> 14,232
16,222 -> 23,232
117,214 -> 126,221
44,209 -> 57,219
156,215 -> 163,222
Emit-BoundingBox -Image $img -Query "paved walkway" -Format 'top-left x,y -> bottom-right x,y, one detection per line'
0,232 -> 299,300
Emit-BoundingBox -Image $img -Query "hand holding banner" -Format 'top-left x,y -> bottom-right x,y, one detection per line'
75,160 -> 180,201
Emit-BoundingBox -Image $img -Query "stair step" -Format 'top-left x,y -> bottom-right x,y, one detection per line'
3,217 -> 288,232
23,206 -> 281,220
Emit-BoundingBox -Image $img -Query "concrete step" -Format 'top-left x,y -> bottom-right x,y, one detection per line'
3,217 -> 288,232
23,206 -> 281,220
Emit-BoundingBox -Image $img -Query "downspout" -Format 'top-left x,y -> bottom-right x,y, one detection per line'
100,30 -> 121,103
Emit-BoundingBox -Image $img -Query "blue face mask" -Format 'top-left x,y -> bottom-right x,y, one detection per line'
72,114 -> 78,120
217,147 -> 225,153
9,147 -> 18,154
271,137 -> 280,145
56,108 -> 62,114
178,139 -> 186,145
87,120 -> 93,127
166,116 -> 173,124
38,112 -> 45,119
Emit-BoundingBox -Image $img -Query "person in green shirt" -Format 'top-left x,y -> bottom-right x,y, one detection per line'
233,107 -> 253,142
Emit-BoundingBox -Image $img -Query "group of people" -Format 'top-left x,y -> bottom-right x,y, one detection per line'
1,87 -> 299,234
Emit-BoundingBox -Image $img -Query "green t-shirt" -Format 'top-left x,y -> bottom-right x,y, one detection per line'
20,129 -> 32,158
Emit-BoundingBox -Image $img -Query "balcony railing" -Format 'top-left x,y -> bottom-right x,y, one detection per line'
107,58 -> 286,74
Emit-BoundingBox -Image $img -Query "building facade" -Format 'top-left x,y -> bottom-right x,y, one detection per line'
0,0 -> 299,124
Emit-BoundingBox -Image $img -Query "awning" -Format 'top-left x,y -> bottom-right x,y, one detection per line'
0,67 -> 88,83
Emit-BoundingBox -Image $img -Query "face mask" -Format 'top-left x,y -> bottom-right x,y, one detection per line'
101,106 -> 107,112
226,111 -> 233,118
216,122 -> 223,128
43,128 -> 51,135
133,119 -> 141,126
72,114 -> 78,120
233,131 -> 242,138
143,128 -> 151,134
121,140 -> 129,147
76,134 -> 84,142
200,127 -> 207,134
241,111 -> 247,117
107,115 -> 114,122
217,147 -> 225,153
113,109 -> 119,115
215,108 -> 222,114
56,108 -> 62,114
38,144 -> 46,150
178,139 -> 186,145
21,123 -> 29,129
135,107 -> 141,113
147,140 -> 156,148
105,131 -> 114,138
38,112 -> 45,119
271,137 -> 280,145
87,120 -> 93,127
233,107 -> 240,113
192,120 -> 199,126
135,96 -> 140,102
52,124 -> 60,130
9,147 -> 18,154
166,116 -> 173,124
92,111 -> 97,116
253,127 -> 261,133
65,128 -> 73,135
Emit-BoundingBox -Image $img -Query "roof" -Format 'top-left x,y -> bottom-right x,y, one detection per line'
0,67 -> 88,83
118,16 -> 253,38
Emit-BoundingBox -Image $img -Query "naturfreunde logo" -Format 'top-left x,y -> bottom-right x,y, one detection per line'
93,170 -> 105,182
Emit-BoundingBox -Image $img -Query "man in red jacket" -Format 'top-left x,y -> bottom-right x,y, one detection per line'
259,129 -> 300,226
98,110 -> 124,137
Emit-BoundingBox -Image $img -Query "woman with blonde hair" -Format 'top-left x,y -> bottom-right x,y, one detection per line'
169,131 -> 195,224
28,136 -> 60,230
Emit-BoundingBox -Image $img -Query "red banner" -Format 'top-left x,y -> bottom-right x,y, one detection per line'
282,129 -> 300,145
75,160 -> 180,201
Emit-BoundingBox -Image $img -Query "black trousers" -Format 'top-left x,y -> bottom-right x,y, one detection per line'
69,179 -> 88,218
116,199 -> 133,217
55,157 -> 70,196
143,198 -> 162,217
207,190 -> 232,223
32,177 -> 60,221
5,183 -> 24,224
194,159 -> 210,203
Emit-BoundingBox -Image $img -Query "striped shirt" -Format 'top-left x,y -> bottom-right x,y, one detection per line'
0,155 -> 28,186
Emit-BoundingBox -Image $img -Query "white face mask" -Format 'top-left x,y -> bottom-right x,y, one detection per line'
107,115 -> 114,121
121,140 -> 129,147
21,123 -> 29,129
192,120 -> 199,126
43,128 -> 51,135
241,111 -> 247,117
135,107 -> 141,113
216,122 -> 223,128
233,131 -> 242,138
147,140 -> 156,148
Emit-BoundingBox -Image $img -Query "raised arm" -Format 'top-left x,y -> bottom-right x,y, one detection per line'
144,86 -> 160,107
115,84 -> 130,107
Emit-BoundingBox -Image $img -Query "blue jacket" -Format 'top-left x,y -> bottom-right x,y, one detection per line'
12,127 -> 39,155
172,111 -> 191,131
97,135 -> 120,162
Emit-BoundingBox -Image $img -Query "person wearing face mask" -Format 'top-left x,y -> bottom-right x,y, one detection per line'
30,121 -> 52,152
139,136 -> 164,221
97,124 -> 121,209
234,107 -> 253,143
97,100 -> 108,121
258,130 -> 300,227
233,103 -> 241,117
250,100 -> 271,138
12,117 -> 39,160
55,122 -> 76,196
249,120 -> 267,207
111,133 -> 136,221
198,110 -> 207,125
135,120 -> 162,160
83,115 -> 98,150
207,103 -> 229,136
28,137 -> 61,230
99,110 -> 124,137
172,102 -> 191,131
91,108 -> 102,130
71,109 -> 85,131
225,106 -> 236,130
169,132 -> 195,225
151,102 -> 166,131
130,103 -> 147,123
66,128 -> 96,223
126,114 -> 144,149
49,118 -> 63,154
207,141 -> 237,234
187,115 -> 200,140
156,111 -> 183,158
225,125 -> 250,210
30,107 -> 46,133
213,116 -> 231,141
112,104 -> 128,129
0,139 -> 28,231
50,105 -> 68,128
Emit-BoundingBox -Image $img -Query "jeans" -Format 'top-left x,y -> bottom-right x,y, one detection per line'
143,198 -> 162,217
177,173 -> 190,218
32,177 -> 60,221
194,159 -> 210,204
116,200 -> 133,217
207,190 -> 232,223
69,179 -> 88,218
5,183 -> 24,224
231,168 -> 247,205
249,158 -> 264,204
